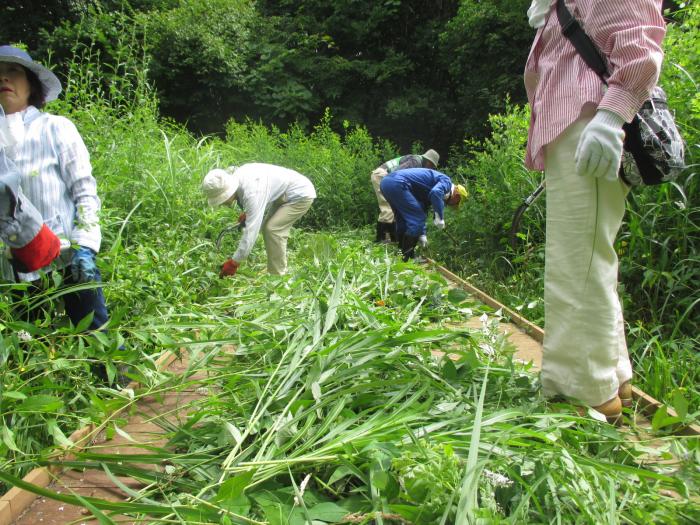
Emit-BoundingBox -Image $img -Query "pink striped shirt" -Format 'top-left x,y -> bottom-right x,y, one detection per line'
524,0 -> 666,170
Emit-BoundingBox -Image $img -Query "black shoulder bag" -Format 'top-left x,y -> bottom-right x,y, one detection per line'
556,0 -> 685,186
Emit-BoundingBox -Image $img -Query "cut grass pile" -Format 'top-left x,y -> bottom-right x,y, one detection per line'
2,234 -> 698,524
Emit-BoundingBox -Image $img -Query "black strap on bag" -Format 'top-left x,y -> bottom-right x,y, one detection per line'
555,0 -> 609,83
555,0 -> 686,186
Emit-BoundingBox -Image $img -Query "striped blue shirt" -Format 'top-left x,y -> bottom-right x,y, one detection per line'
1,106 -> 101,281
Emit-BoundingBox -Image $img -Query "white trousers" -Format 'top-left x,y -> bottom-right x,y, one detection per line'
262,198 -> 314,275
370,167 -> 395,223
541,114 -> 632,406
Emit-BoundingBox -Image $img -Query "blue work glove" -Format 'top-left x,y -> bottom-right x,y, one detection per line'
71,246 -> 98,283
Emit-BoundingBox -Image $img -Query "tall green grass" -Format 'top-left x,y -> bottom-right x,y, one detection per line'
3,235 -> 699,523
0,28 -> 387,489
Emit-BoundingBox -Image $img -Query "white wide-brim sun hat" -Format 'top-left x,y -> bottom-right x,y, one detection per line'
0,46 -> 62,103
201,168 -> 240,207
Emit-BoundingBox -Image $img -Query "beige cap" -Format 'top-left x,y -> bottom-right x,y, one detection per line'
201,168 -> 239,207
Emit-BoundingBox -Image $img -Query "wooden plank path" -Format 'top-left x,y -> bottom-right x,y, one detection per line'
3,263 -> 697,524
2,345 -> 235,525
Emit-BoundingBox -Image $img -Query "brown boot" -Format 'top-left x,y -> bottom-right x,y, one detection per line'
618,381 -> 633,408
592,395 -> 623,426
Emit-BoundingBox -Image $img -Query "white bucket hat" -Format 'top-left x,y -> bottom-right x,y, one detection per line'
0,46 -> 62,103
201,168 -> 239,207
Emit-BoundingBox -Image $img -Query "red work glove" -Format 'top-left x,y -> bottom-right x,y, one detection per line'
10,224 -> 61,272
219,258 -> 240,278
238,212 -> 246,226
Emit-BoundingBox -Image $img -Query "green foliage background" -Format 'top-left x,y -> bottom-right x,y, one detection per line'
1,0 -> 534,154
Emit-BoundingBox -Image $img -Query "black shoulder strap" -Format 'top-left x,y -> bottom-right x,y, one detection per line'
556,0 -> 609,84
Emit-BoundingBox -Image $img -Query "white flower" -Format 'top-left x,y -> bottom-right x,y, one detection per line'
17,330 -> 32,341
293,474 -> 311,506
482,469 -> 513,487
479,342 -> 495,357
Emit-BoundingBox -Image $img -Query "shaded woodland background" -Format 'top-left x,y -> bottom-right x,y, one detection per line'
4,0 -> 549,155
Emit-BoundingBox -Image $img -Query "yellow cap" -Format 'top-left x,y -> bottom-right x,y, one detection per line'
454,184 -> 468,206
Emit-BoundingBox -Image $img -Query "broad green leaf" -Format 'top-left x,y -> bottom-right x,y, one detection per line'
311,381 -> 322,402
651,405 -> 683,431
308,501 -> 351,521
447,288 -> 469,304
327,465 -> 354,485
457,349 -> 481,370
16,395 -> 64,413
260,503 -> 292,525
651,405 -> 667,431
74,311 -> 95,333
224,422 -> 243,445
105,361 -> 117,384
47,419 -> 74,447
2,391 -> 27,400
1,425 -> 20,452
442,358 -> 458,380
371,468 -> 389,490
216,471 -> 254,501
388,504 -> 422,522
671,390 -> 688,419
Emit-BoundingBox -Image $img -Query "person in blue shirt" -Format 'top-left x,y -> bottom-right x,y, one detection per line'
370,149 -> 440,243
380,168 -> 467,261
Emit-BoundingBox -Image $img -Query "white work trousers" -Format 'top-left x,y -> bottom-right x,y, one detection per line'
262,198 -> 314,275
541,114 -> 632,407
370,168 -> 395,223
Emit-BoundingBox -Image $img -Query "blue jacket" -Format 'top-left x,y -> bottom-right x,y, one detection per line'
386,168 -> 453,219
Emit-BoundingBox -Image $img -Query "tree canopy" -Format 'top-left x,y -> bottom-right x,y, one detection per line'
1,0 -> 680,155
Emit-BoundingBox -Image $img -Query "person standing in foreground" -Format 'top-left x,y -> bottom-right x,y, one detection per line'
202,163 -> 316,277
524,0 -> 666,421
379,167 -> 466,261
0,45 -> 110,332
370,149 -> 439,243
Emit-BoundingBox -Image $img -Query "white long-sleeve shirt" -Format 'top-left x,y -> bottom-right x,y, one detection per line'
232,163 -> 315,262
1,106 -> 101,281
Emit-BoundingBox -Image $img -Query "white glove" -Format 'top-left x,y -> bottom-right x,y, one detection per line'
527,0 -> 551,29
433,213 -> 445,229
418,235 -> 428,248
575,110 -> 625,182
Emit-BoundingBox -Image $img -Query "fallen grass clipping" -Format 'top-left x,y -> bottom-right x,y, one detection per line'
2,234 -> 698,524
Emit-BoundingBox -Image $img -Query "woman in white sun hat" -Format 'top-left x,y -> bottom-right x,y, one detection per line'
0,45 -> 111,334
202,163 -> 315,277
